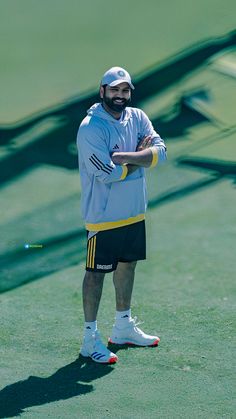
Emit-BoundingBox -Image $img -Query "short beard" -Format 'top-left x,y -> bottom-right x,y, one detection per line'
102,92 -> 131,113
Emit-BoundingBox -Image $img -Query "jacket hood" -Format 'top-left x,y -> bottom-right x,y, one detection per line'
87,103 -> 132,126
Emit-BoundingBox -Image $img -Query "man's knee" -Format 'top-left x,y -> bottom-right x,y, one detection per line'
116,261 -> 137,273
84,271 -> 105,282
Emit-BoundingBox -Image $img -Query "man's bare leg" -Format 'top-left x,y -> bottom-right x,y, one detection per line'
113,261 -> 137,311
109,261 -> 160,347
82,271 -> 105,322
81,270 -> 118,363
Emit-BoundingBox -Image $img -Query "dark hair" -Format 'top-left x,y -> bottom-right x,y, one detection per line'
100,84 -> 107,101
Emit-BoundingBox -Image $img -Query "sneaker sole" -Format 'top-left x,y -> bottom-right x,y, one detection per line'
80,350 -> 118,364
108,337 -> 160,347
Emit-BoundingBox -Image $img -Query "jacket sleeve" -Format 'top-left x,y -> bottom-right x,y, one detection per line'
139,110 -> 167,168
77,123 -> 128,183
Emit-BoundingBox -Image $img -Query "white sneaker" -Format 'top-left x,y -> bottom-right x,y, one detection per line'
108,318 -> 160,347
80,331 -> 118,364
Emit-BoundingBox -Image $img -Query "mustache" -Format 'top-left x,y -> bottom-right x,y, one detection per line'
112,98 -> 126,102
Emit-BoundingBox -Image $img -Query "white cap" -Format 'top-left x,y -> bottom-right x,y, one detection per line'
101,66 -> 134,89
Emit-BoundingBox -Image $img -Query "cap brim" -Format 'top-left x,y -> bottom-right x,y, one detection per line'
109,80 -> 135,90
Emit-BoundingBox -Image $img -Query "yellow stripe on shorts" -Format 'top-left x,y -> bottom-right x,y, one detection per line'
87,235 -> 96,268
86,238 -> 91,268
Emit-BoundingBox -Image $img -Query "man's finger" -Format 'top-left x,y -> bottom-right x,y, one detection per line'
142,135 -> 151,146
137,135 -> 152,150
143,135 -> 152,146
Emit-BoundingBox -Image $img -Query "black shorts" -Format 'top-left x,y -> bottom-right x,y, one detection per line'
86,221 -> 146,272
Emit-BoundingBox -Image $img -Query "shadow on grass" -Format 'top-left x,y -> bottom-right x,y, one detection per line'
1,156 -> 235,294
0,355 -> 114,418
107,342 -> 160,359
0,228 -> 86,293
0,30 -> 235,294
0,30 -> 235,185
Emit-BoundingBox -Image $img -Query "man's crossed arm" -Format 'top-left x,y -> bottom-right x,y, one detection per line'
111,135 -> 156,175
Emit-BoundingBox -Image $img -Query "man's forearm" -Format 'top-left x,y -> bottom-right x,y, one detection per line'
112,149 -> 153,168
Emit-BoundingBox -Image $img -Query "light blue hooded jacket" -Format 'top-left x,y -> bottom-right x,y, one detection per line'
77,103 -> 166,231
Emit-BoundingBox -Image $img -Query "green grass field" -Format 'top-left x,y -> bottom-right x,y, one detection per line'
1,168 -> 235,418
0,1 -> 236,418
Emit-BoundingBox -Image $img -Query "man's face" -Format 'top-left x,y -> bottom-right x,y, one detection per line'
101,82 -> 131,113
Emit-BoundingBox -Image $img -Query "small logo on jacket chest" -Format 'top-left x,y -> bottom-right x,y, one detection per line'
112,144 -> 119,150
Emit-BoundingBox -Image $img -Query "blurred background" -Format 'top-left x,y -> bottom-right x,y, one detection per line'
0,0 -> 235,291
0,1 -> 236,417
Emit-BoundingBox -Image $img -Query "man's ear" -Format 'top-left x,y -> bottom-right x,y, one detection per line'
100,85 -> 104,99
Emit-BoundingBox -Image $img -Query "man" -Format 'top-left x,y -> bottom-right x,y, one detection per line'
77,66 -> 167,364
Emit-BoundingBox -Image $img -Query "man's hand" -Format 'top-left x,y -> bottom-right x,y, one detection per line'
112,150 -> 153,168
111,154 -> 140,175
126,164 -> 140,175
136,135 -> 152,151
112,135 -> 152,165
112,152 -> 125,165
111,134 -> 154,170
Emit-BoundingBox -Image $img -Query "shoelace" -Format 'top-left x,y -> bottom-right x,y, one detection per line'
129,317 -> 144,334
130,316 -> 144,326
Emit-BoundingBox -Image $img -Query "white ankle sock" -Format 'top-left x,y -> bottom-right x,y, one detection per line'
115,309 -> 131,328
84,321 -> 97,338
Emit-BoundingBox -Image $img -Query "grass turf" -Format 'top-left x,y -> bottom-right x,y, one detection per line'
1,1 -> 236,418
0,178 -> 235,418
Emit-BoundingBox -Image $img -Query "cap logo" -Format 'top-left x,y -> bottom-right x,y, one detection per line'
118,70 -> 125,77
